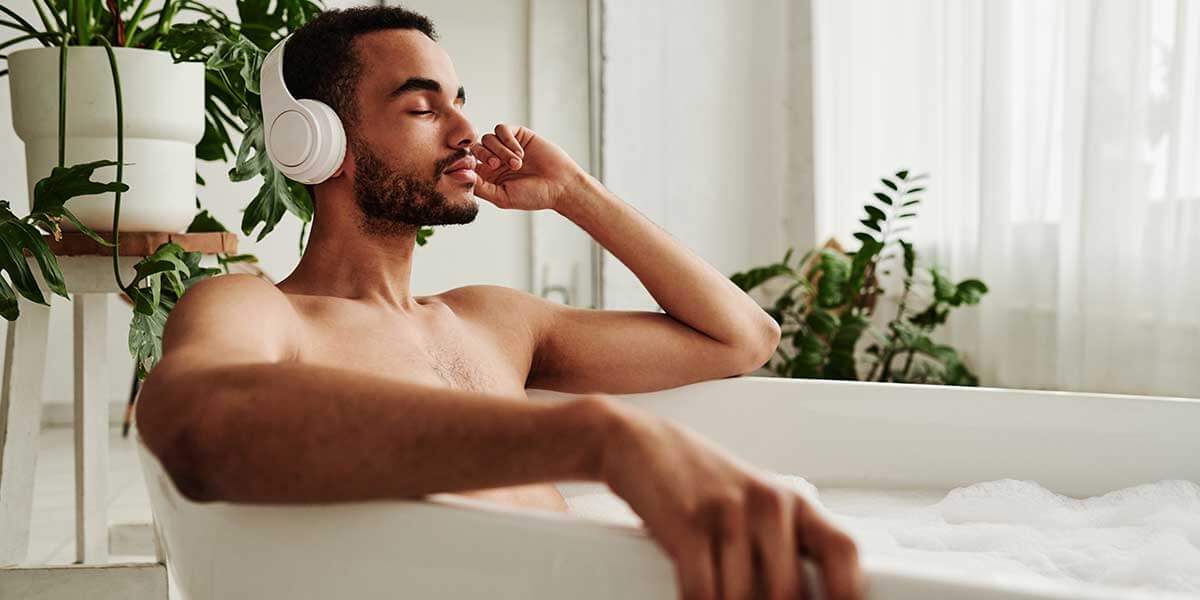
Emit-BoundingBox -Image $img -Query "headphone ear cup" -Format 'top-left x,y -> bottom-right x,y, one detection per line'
295,99 -> 347,184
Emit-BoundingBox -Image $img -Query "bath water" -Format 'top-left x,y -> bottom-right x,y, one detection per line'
565,476 -> 1200,599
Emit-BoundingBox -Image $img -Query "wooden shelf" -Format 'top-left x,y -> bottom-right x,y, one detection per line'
44,231 -> 238,257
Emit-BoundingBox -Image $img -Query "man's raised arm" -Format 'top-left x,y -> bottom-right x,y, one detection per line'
471,125 -> 782,393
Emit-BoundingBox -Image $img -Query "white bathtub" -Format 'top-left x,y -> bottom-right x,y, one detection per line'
136,377 -> 1200,599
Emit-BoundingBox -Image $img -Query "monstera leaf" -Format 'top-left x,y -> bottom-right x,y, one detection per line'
0,201 -> 69,320
126,242 -> 221,377
27,160 -> 126,246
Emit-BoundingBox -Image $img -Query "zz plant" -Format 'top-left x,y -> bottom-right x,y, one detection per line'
731,170 -> 989,385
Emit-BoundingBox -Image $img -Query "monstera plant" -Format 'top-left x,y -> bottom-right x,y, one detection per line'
731,170 -> 989,386
1,1 -> 429,377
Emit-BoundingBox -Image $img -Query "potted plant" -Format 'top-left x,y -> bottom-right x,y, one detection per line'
7,10 -> 205,232
0,1 -> 351,376
731,170 -> 989,385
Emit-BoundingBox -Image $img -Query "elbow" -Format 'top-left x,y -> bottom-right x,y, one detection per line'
156,426 -> 218,503
135,365 -> 223,503
733,314 -> 782,374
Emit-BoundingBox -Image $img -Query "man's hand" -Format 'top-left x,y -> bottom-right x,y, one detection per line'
471,123 -> 584,211
586,396 -> 865,600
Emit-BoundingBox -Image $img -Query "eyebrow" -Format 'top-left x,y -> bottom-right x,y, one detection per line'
390,77 -> 466,103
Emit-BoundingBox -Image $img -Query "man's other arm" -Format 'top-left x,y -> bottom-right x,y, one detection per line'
134,274 -> 609,503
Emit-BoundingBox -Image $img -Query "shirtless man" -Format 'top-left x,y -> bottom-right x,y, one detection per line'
134,6 -> 862,600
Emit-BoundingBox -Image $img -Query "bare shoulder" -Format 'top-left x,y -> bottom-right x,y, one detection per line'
170,273 -> 295,325
438,284 -> 555,319
437,284 -> 557,339
177,272 -> 289,305
162,273 -> 299,363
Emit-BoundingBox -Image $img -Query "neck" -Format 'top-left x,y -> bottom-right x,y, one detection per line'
278,199 -> 424,312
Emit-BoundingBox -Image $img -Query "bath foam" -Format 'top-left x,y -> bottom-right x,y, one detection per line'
565,477 -> 1200,599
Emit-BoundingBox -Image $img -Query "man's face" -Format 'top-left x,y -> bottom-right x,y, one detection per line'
344,30 -> 480,234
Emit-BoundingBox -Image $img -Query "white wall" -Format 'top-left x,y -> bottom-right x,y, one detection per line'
600,0 -> 817,310
383,0 -> 535,296
0,0 -> 593,421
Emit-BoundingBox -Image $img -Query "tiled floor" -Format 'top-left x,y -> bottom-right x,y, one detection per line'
21,424 -> 180,598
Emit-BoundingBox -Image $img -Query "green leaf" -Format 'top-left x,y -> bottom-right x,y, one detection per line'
881,178 -> 897,191
908,337 -> 978,386
847,237 -> 882,296
31,160 -> 128,214
900,240 -> 915,278
902,199 -> 921,207
186,209 -> 230,233
0,201 -> 69,313
955,279 -> 988,305
788,332 -> 827,378
217,253 -> 258,265
865,207 -> 888,223
242,169 -> 314,242
910,304 -> 949,329
129,303 -> 169,379
416,226 -> 434,247
774,290 -> 796,313
815,250 -> 850,309
0,277 -> 19,321
27,161 -> 126,246
872,192 -> 892,206
805,309 -> 840,336
898,212 -> 918,219
907,187 -> 926,194
730,262 -> 794,292
824,314 -> 867,380
890,320 -> 920,347
930,268 -> 957,303
860,218 -> 882,233
852,232 -> 878,247
896,170 -> 909,180
765,307 -> 783,325
126,243 -> 221,378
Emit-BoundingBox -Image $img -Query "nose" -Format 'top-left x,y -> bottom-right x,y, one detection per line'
450,108 -> 477,151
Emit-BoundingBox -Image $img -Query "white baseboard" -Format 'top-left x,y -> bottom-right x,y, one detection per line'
41,401 -> 131,428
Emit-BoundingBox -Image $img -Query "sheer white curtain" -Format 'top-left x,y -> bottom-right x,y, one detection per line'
814,0 -> 1200,397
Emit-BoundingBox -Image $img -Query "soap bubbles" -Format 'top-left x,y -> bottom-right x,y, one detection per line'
566,477 -> 1200,598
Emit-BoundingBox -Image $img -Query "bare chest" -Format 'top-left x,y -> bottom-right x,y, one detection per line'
287,299 -> 528,397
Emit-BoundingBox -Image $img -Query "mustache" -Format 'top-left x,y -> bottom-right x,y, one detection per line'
434,149 -> 471,176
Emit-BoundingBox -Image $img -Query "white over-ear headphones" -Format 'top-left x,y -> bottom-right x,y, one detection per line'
260,34 -> 347,184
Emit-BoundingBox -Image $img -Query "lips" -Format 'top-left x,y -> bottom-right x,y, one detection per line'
442,155 -> 478,184
443,155 -> 478,175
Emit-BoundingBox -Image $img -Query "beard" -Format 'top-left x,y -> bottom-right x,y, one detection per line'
351,138 -> 478,236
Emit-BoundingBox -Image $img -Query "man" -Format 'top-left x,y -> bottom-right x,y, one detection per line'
135,6 -> 862,600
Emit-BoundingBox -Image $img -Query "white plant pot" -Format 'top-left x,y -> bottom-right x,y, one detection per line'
8,46 -> 205,233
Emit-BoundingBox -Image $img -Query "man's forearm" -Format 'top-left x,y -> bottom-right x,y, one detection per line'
556,173 -> 779,349
136,361 -> 612,503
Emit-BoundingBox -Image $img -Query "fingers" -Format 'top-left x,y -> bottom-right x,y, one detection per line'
481,123 -> 524,169
494,123 -> 524,158
715,502 -> 756,600
794,499 -> 863,600
470,142 -> 503,172
750,488 -> 804,600
471,175 -> 502,204
674,539 -> 718,600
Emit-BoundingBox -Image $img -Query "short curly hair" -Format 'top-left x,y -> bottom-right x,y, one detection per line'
282,5 -> 437,131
